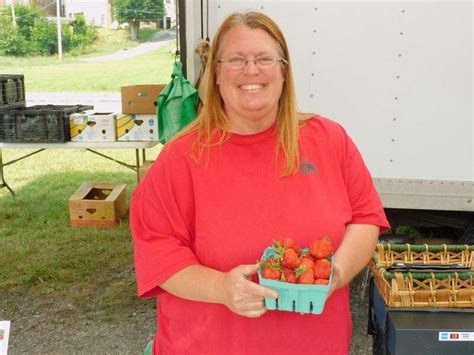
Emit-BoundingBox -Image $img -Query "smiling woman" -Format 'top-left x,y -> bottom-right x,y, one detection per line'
215,25 -> 286,134
130,11 -> 389,355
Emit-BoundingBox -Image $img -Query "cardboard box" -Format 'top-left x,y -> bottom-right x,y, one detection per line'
121,84 -> 166,114
139,160 -> 154,180
69,182 -> 128,227
70,112 -> 121,141
117,114 -> 158,141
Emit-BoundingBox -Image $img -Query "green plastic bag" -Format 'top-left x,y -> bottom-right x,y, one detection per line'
157,62 -> 199,144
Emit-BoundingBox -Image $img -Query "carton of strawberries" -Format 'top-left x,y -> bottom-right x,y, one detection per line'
258,236 -> 334,314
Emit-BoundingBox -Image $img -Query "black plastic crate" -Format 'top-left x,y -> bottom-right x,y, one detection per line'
0,104 -> 93,143
0,74 -> 26,110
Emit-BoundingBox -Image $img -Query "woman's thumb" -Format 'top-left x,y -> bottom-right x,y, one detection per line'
238,263 -> 260,277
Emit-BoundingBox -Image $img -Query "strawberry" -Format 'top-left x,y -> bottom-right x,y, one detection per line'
314,279 -> 329,285
281,268 -> 297,284
309,236 -> 333,259
265,258 -> 281,268
279,237 -> 297,249
262,267 -> 281,280
297,268 -> 315,284
300,256 -> 315,269
313,263 -> 331,279
281,248 -> 301,269
314,258 -> 331,269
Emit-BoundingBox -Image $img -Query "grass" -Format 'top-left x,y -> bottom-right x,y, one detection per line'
0,26 -> 174,320
0,28 -> 176,92
0,145 -> 162,319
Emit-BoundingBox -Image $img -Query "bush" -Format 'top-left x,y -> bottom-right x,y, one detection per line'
70,15 -> 97,50
8,4 -> 41,40
0,16 -> 31,56
0,6 -> 97,56
30,18 -> 58,55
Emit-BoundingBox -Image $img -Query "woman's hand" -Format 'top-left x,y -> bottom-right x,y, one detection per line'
327,261 -> 343,298
217,263 -> 279,318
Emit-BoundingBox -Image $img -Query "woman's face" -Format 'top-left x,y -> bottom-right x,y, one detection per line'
216,25 -> 285,132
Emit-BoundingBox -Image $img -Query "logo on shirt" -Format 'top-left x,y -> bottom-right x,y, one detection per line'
300,160 -> 317,175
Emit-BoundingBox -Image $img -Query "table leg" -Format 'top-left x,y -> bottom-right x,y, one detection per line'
142,148 -> 146,163
0,149 -> 15,196
135,149 -> 140,183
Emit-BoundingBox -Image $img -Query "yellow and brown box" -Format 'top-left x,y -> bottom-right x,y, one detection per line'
69,182 -> 128,227
117,114 -> 158,141
121,84 -> 165,114
70,112 -> 121,142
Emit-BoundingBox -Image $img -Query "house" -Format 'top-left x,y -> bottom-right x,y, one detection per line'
0,0 -> 65,17
1,0 -> 175,28
0,0 -> 29,6
63,0 -> 175,29
63,0 -> 112,27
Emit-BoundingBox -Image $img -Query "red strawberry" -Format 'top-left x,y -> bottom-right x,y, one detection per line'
265,258 -> 281,268
293,246 -> 302,256
298,268 -> 315,284
309,237 -> 333,259
309,239 -> 320,258
314,279 -> 329,285
281,268 -> 297,284
314,258 -> 331,269
313,264 -> 331,279
279,237 -> 297,249
281,248 -> 301,269
300,256 -> 315,269
262,267 -> 281,280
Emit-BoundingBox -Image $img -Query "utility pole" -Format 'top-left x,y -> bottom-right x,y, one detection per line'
56,0 -> 63,61
11,2 -> 17,29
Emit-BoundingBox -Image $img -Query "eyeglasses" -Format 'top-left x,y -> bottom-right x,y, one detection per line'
217,56 -> 288,70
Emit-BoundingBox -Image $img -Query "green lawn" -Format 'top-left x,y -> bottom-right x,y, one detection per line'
0,27 -> 174,320
0,145 -> 161,319
0,28 -> 176,92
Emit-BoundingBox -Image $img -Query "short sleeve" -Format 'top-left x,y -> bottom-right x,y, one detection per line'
130,144 -> 199,298
342,134 -> 390,234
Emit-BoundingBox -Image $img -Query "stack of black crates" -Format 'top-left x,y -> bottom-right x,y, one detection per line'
0,74 -> 93,143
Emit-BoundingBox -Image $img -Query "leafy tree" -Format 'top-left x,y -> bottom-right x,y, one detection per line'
0,16 -> 30,56
6,4 -> 42,40
0,5 -> 97,56
112,0 -> 165,41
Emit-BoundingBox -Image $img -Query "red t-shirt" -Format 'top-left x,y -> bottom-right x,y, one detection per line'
130,115 -> 390,355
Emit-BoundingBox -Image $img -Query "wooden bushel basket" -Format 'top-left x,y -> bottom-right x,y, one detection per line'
370,243 -> 474,308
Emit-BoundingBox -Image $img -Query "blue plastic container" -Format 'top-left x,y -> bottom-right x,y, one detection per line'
258,247 -> 333,314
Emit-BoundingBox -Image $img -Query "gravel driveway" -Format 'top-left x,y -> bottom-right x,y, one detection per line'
4,278 -> 372,354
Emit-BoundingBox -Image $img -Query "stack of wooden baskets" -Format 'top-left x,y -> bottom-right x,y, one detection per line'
370,243 -> 474,308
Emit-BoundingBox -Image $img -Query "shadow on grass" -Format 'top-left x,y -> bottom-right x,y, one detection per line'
0,170 -> 149,318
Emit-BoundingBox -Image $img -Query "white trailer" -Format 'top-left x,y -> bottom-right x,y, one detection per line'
178,0 -> 473,241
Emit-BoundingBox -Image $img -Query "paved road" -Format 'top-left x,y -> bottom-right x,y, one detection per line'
81,30 -> 175,63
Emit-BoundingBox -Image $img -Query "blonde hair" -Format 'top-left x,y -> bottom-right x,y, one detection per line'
169,11 -> 311,175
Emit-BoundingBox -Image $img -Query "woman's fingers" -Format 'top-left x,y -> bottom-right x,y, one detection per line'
236,263 -> 260,278
243,281 -> 279,299
234,264 -> 279,299
222,264 -> 278,317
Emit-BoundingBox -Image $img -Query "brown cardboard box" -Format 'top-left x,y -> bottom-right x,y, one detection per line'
121,84 -> 166,114
139,160 -> 154,180
69,182 -> 128,227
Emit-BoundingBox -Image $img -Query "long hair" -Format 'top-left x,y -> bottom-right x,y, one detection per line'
169,11 -> 310,175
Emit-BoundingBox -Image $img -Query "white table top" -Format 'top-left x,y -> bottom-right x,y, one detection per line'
0,141 -> 160,149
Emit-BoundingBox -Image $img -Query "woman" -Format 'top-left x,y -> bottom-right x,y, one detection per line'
130,11 -> 389,355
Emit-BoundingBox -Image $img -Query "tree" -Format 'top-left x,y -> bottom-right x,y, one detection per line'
112,0 -> 165,41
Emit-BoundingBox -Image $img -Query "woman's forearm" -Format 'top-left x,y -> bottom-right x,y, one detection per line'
333,224 -> 380,288
159,263 -> 279,317
160,264 -> 227,303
